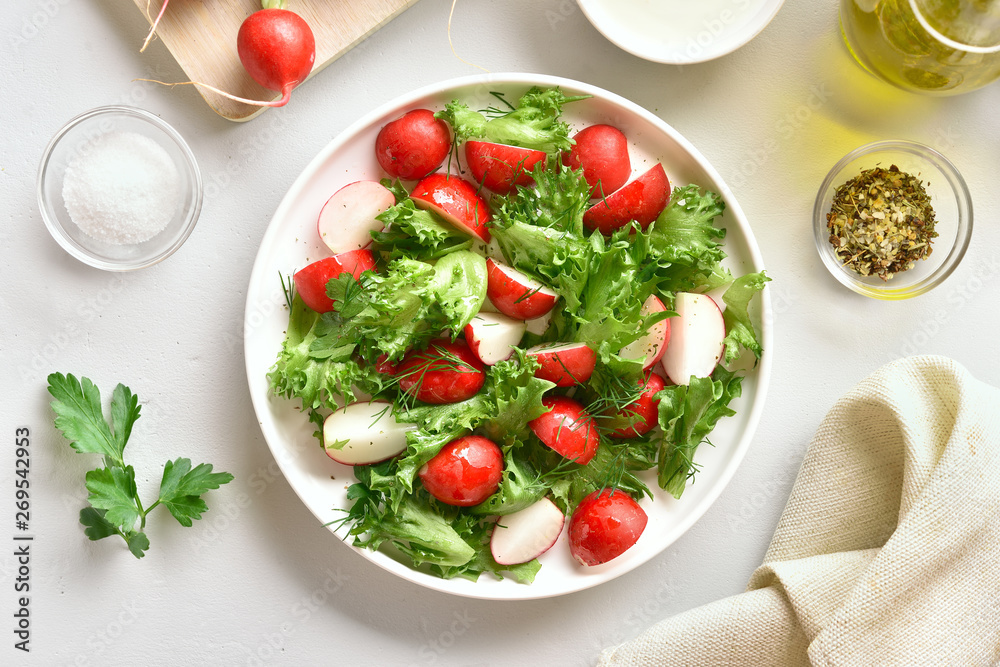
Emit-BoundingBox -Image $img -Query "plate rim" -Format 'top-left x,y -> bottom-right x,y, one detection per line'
244,72 -> 773,600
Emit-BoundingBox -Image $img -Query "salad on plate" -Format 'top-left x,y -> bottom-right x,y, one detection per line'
266,85 -> 768,585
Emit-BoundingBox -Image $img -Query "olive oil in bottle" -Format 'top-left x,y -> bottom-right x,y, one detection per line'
840,0 -> 1000,95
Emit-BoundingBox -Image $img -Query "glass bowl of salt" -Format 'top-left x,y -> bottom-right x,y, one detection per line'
37,106 -> 202,271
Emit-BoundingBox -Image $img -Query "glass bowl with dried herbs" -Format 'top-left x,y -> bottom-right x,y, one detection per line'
813,140 -> 972,300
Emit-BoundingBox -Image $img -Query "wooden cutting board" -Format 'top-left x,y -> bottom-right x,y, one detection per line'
132,0 -> 420,121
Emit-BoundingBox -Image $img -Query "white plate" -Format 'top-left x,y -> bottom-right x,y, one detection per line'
244,73 -> 772,600
576,0 -> 785,64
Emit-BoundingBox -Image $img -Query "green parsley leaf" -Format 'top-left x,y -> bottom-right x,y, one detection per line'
110,382 -> 140,456
126,531 -> 150,559
48,373 -> 128,467
157,458 -> 235,527
85,466 -> 141,529
79,507 -> 119,541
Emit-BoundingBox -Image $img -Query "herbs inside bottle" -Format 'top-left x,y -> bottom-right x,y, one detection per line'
826,164 -> 937,281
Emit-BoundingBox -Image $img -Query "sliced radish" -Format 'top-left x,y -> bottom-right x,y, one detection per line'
465,141 -> 547,195
583,164 -> 670,234
317,181 -> 395,254
483,236 -> 507,263
529,396 -> 600,465
396,339 -> 486,404
490,498 -> 565,565
292,249 -> 376,313
569,490 -> 647,566
411,173 -> 491,243
619,294 -> 670,371
323,401 -> 410,465
419,435 -> 503,507
486,259 -> 559,320
463,313 -> 526,366
605,371 -> 666,439
661,292 -> 726,385
525,309 -> 553,336
526,342 -> 597,387
375,109 -> 451,181
563,124 -> 630,199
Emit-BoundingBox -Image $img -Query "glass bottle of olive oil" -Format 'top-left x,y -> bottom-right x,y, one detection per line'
841,0 -> 1000,94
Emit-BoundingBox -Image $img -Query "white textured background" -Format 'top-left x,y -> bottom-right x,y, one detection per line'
2,1 -> 999,665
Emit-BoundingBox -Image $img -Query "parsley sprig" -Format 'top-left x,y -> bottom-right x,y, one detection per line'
47,373 -> 234,558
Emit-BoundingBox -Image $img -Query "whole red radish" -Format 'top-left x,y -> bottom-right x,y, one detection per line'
465,141 -> 547,195
237,9 -> 315,106
584,164 -> 670,234
569,490 -> 647,566
564,125 -> 631,199
419,435 -> 503,507
605,371 -> 666,439
376,109 -> 452,180
529,396 -> 600,465
293,249 -> 375,313
396,340 -> 485,404
142,7 -> 315,108
411,173 -> 492,243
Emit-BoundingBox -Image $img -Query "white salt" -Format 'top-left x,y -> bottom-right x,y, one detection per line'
62,130 -> 182,245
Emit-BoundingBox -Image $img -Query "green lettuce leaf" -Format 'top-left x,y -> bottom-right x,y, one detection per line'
371,199 -> 473,261
388,354 -> 552,509
341,478 -> 475,569
722,271 -> 770,364
267,295 -> 384,411
469,456 -> 549,517
435,87 -> 587,153
655,367 -> 743,499
647,184 -> 733,292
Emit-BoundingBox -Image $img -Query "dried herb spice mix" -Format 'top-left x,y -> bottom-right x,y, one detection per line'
826,165 -> 937,281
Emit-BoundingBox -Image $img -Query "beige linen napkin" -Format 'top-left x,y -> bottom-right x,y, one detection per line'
599,355 -> 1000,667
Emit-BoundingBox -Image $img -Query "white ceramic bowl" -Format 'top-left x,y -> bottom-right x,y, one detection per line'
576,0 -> 785,64
244,73 -> 772,600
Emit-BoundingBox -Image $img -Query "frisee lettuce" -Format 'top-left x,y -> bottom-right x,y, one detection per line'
268,294 -> 385,411
654,367 -> 743,499
435,87 -> 588,153
371,199 -> 473,261
323,252 -> 486,363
